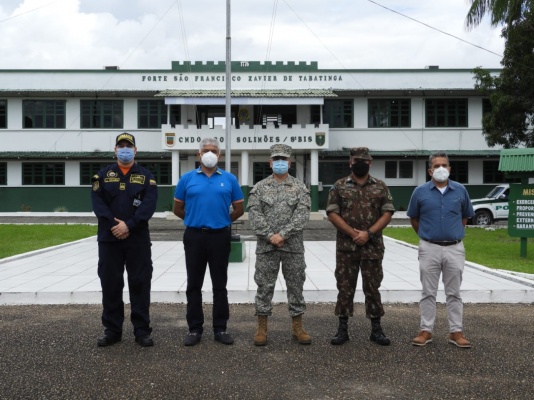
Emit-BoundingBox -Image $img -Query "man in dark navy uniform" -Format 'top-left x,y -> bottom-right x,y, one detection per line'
91,133 -> 158,347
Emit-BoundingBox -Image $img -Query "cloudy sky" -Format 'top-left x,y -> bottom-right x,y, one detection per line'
0,0 -> 505,71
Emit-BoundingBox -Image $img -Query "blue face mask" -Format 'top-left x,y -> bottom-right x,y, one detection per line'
117,147 -> 135,163
272,160 -> 289,175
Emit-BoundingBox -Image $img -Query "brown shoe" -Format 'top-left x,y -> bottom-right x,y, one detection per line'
412,331 -> 432,346
448,332 -> 472,348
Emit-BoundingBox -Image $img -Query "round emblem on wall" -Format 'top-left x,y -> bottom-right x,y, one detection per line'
238,108 -> 249,122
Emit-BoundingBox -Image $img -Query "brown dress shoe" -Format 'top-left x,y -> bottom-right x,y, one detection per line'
412,331 -> 433,346
448,332 -> 472,348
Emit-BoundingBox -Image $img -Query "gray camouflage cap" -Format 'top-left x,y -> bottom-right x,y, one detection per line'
350,147 -> 372,160
270,144 -> 292,158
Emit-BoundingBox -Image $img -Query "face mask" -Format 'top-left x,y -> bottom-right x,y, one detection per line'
272,160 -> 289,175
117,147 -> 134,163
201,151 -> 218,168
351,161 -> 369,177
432,166 -> 450,183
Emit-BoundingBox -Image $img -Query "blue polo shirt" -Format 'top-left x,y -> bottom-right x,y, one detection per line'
174,167 -> 244,229
406,180 -> 474,241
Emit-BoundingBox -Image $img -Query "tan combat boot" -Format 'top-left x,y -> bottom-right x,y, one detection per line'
291,314 -> 312,345
254,315 -> 268,346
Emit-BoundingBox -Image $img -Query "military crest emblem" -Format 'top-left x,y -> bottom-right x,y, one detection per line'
315,132 -> 325,146
165,132 -> 175,147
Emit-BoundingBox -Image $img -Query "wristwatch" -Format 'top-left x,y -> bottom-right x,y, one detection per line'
367,230 -> 375,240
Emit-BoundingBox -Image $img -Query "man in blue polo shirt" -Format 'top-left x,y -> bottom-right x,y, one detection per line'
173,137 -> 244,346
407,151 -> 475,348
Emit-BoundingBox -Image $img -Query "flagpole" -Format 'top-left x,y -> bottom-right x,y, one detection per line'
225,0 -> 231,173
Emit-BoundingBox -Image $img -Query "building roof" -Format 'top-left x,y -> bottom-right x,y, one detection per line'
499,148 -> 534,172
156,89 -> 337,98
0,90 -> 160,98
0,152 -> 171,160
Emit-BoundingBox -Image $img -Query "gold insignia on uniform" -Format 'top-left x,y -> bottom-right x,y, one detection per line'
92,181 -> 99,191
107,171 -> 117,178
104,178 -> 120,183
120,183 -> 126,190
150,179 -> 157,186
130,174 -> 146,184
92,174 -> 100,182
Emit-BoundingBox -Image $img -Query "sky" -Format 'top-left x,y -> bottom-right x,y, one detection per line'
0,0 -> 506,71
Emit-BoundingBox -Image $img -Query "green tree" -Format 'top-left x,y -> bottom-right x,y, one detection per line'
465,0 -> 530,29
473,8 -> 534,147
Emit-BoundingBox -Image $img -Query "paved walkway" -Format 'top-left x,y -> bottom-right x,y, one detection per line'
1,236 -> 533,305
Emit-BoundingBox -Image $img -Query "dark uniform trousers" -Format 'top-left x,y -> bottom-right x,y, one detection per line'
334,251 -> 385,319
98,235 -> 153,339
184,227 -> 231,334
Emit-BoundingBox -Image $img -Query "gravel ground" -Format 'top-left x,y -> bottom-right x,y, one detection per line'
1,303 -> 533,400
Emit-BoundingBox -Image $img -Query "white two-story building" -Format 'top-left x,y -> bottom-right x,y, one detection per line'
0,61 -> 507,212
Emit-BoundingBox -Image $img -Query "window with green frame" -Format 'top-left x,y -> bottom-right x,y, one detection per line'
80,162 -> 110,185
80,100 -> 123,128
323,99 -> 353,128
22,163 -> 65,185
449,161 -> 468,183
483,160 -> 505,183
0,100 -> 6,128
318,161 -> 351,185
138,100 -> 181,128
385,160 -> 413,179
23,100 -> 66,128
0,162 -> 6,185
138,162 -> 172,185
425,99 -> 468,127
368,99 -> 410,127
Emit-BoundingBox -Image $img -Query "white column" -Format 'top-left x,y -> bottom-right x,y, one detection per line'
240,150 -> 249,186
311,150 -> 319,186
172,151 -> 180,185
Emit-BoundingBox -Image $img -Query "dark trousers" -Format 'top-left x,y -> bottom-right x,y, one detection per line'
183,227 -> 231,334
98,237 -> 153,338
334,253 -> 385,320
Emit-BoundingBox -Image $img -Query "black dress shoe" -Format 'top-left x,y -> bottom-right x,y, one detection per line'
97,335 -> 121,347
183,332 -> 202,347
214,331 -> 234,345
135,335 -> 154,347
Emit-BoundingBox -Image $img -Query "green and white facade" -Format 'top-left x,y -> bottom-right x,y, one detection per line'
0,61 -> 507,212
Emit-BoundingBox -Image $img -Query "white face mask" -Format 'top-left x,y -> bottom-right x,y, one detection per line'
432,166 -> 450,183
201,151 -> 218,168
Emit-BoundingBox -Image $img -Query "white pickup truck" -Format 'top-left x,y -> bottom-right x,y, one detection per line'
469,184 -> 510,226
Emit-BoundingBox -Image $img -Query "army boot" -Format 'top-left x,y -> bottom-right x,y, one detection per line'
370,317 -> 391,346
254,315 -> 268,346
291,314 -> 312,344
330,316 -> 349,345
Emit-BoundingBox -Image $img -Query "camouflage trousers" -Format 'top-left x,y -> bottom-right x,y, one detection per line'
334,251 -> 385,319
254,251 -> 306,317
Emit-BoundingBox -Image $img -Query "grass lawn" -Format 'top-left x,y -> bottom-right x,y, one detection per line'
0,224 -> 97,259
384,227 -> 534,274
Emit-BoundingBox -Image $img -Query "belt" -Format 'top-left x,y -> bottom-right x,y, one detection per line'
424,239 -> 461,246
187,226 -> 230,233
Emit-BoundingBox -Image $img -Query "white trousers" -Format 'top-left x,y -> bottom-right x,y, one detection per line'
418,239 -> 465,333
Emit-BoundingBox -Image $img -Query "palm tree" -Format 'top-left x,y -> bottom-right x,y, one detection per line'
465,0 -> 530,30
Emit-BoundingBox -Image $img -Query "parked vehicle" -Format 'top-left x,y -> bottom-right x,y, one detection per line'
470,184 -> 510,226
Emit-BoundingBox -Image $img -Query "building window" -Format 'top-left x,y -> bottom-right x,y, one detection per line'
368,99 -> 410,127
425,99 -> 468,127
80,162 -> 110,185
385,161 -> 413,179
22,163 -> 65,185
0,162 -> 6,185
138,100 -> 181,128
318,161 -> 351,185
23,100 -> 66,129
138,162 -> 172,185
449,161 -> 468,183
483,160 -> 505,183
80,100 -> 123,129
0,100 -> 6,128
323,99 -> 353,128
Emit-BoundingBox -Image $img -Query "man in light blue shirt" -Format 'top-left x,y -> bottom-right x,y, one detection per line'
407,151 -> 474,348
173,137 -> 244,347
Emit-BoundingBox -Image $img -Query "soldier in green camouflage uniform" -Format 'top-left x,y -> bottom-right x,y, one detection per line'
326,147 -> 395,346
247,144 -> 312,346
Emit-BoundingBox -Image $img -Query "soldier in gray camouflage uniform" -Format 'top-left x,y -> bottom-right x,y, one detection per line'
326,147 -> 395,346
247,144 -> 311,346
